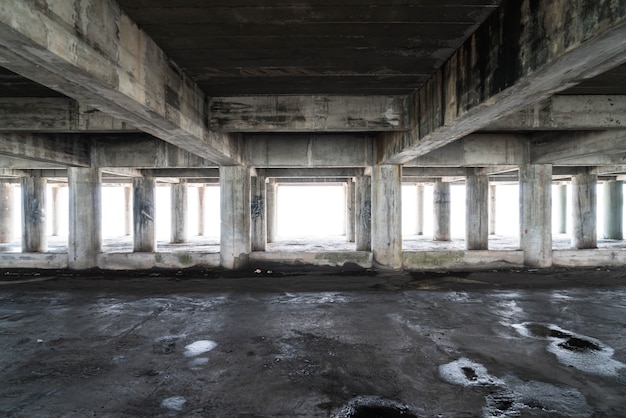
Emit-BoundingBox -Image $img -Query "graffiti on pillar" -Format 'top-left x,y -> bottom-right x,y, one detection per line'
361,199 -> 371,228
251,195 -> 264,219
26,198 -> 46,223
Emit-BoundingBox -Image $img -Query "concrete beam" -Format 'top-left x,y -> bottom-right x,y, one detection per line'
263,168 -> 365,178
141,168 -> 219,178
531,131 -> 626,164
483,95 -> 626,131
0,1 -> 241,165
378,1 -> 626,164
0,133 -> 90,167
210,95 -> 409,132
246,134 -> 373,168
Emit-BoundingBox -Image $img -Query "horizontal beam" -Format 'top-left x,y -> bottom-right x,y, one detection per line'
262,168 -> 365,178
0,133 -> 90,167
210,96 -> 410,132
141,168 -> 220,178
379,1 -> 626,163
0,1 -> 241,165
531,131 -> 626,164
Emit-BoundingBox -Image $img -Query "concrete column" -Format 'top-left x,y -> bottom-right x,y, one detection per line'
0,181 -> 14,243
488,184 -> 496,235
21,175 -> 47,253
266,179 -> 277,243
466,173 -> 489,250
133,176 -> 156,252
355,175 -> 372,251
433,179 -> 451,241
51,185 -> 62,237
251,175 -> 267,251
554,183 -> 567,234
124,185 -> 132,236
603,180 -> 623,239
519,164 -> 552,267
198,185 -> 206,236
345,179 -> 356,242
220,166 -> 251,269
571,173 -> 597,249
68,168 -> 101,269
171,180 -> 188,243
416,184 -> 424,235
371,165 -> 402,269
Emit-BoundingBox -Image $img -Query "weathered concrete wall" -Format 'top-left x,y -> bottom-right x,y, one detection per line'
371,165 -> 402,269
0,253 -> 68,269
571,173 -> 597,249
519,164 -> 552,267
403,250 -> 523,271
220,166 -> 251,269
98,253 -> 220,270
68,168 -> 102,269
21,175 -> 47,253
250,252 -> 372,268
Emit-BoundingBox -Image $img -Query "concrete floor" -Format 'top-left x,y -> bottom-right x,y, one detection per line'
1,267 -> 625,417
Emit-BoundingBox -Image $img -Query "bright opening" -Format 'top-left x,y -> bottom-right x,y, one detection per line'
277,185 -> 345,237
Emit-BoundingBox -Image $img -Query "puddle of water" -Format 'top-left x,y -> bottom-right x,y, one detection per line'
161,395 -> 186,411
439,358 -> 504,387
184,340 -> 217,357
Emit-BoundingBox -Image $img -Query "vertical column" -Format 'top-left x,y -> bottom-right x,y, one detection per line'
171,180 -> 188,243
197,184 -> 206,236
371,165 -> 402,269
220,166 -> 251,269
466,173 -> 489,250
21,174 -> 47,252
251,174 -> 267,251
488,184 -> 496,235
519,164 -> 552,267
355,175 -> 372,251
554,183 -> 567,234
0,181 -> 14,243
603,180 -> 623,239
345,179 -> 356,242
124,185 -> 132,236
571,172 -> 597,249
133,176 -> 156,252
266,179 -> 277,243
416,184 -> 424,235
433,179 -> 451,241
51,185 -> 62,236
68,168 -> 101,269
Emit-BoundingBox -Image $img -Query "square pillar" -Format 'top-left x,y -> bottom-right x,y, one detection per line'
355,175 -> 371,251
416,184 -> 424,235
554,183 -> 567,234
21,174 -> 47,253
371,165 -> 402,269
68,168 -> 102,269
466,172 -> 489,250
0,181 -> 15,243
603,180 -> 623,239
171,180 -> 188,243
251,174 -> 267,252
197,185 -> 206,236
433,179 -> 451,241
220,166 -> 251,269
51,185 -> 62,237
345,179 -> 356,242
571,172 -> 597,249
266,179 -> 277,243
133,176 -> 156,252
488,184 -> 496,235
124,185 -> 132,236
519,164 -> 552,267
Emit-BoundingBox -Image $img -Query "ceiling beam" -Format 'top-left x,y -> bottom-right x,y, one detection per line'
531,130 -> 626,164
378,1 -> 626,164
0,1 -> 241,165
262,168 -> 365,178
0,133 -> 90,167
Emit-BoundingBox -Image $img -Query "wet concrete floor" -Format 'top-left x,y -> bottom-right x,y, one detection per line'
1,266 -> 625,417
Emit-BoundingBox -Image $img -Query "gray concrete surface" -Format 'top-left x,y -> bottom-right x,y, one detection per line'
1,267 -> 625,417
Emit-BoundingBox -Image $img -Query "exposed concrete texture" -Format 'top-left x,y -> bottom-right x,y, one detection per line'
266,180 -> 277,244
345,180 -> 355,243
133,176 -> 156,252
170,181 -> 188,244
371,165 -> 401,269
433,180 -> 451,242
0,181 -> 14,242
465,173 -> 488,250
251,175 -> 267,252
354,176 -> 371,252
488,184 -> 496,235
571,173 -> 597,249
250,251 -> 372,268
68,168 -> 102,269
220,166 -> 251,270
21,175 -> 47,253
97,252 -> 220,270
0,253 -> 67,269
403,250 -> 522,271
519,164 -> 552,268
0,133 -> 90,167
554,184 -> 568,235
603,180 -> 623,240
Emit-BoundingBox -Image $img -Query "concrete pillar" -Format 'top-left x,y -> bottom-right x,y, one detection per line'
603,180 -> 623,239
0,181 -> 14,243
251,175 -> 267,251
466,173 -> 489,250
124,185 -> 132,236
433,179 -> 451,241
355,175 -> 372,251
51,185 -> 62,237
68,168 -> 101,269
21,175 -> 47,252
519,164 -> 552,267
488,184 -> 496,235
571,173 -> 597,249
171,180 -> 188,243
220,166 -> 251,269
416,184 -> 424,235
198,185 -> 206,236
554,183 -> 567,234
371,165 -> 402,269
133,176 -> 156,252
345,179 -> 355,242
266,179 -> 277,243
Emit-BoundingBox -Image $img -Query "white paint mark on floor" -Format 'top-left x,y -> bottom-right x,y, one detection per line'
184,340 -> 217,357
